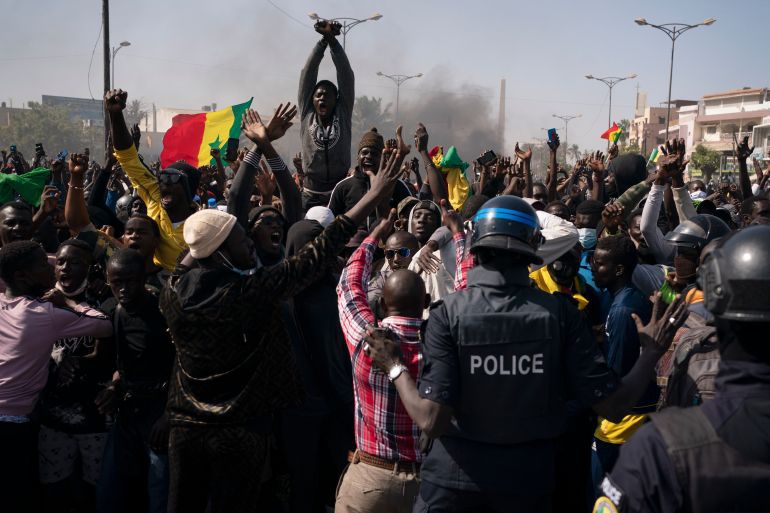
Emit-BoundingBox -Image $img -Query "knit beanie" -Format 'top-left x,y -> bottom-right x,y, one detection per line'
183,209 -> 237,259
358,127 -> 384,154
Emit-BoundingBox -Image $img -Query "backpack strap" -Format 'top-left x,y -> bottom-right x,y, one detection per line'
649,407 -> 720,496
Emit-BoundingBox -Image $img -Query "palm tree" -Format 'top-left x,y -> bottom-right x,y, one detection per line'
352,96 -> 393,145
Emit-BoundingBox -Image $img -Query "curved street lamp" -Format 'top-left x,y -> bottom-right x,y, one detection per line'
376,72 -> 423,124
585,73 -> 637,148
111,40 -> 131,88
635,17 -> 715,139
552,114 -> 582,163
308,13 -> 382,49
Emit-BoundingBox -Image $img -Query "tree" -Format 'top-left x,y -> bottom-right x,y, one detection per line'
352,96 -> 393,153
620,141 -> 641,156
617,119 -> 631,145
0,103 -> 101,162
124,99 -> 147,128
690,144 -> 721,183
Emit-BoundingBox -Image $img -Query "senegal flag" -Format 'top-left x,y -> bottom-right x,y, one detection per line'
648,147 -> 661,164
600,122 -> 622,144
160,99 -> 252,168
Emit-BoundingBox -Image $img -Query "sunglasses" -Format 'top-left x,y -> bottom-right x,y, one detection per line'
385,247 -> 412,259
158,172 -> 184,185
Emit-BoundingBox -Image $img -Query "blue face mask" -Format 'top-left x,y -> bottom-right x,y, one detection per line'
577,227 -> 597,250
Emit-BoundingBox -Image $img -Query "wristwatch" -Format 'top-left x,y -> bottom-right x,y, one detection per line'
388,364 -> 408,383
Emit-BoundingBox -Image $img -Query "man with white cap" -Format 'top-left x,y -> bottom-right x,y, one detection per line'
159,130 -> 406,513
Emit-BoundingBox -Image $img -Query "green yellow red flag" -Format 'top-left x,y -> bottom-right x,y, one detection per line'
160,99 -> 252,168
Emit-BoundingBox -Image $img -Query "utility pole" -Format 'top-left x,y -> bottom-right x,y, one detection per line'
635,17 -> 716,141
552,114 -> 581,164
585,74 -> 637,150
102,0 -> 110,164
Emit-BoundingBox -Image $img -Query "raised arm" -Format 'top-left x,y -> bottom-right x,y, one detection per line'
587,151 -> 607,204
64,153 -> 92,234
735,135 -> 755,200
329,36 -> 354,114
231,104 -> 298,226
593,293 -> 688,422
104,90 -> 160,204
414,123 -> 448,204
299,26 -> 333,117
547,133 -> 560,202
336,213 -> 395,347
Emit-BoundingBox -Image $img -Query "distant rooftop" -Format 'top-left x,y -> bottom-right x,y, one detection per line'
703,87 -> 768,99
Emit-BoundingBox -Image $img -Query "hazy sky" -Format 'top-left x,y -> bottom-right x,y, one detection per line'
2,0 -> 768,153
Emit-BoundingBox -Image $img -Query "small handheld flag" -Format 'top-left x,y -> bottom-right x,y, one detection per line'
600,123 -> 622,144
648,147 -> 660,164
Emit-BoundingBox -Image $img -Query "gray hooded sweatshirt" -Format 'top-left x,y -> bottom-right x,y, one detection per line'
298,38 -> 354,194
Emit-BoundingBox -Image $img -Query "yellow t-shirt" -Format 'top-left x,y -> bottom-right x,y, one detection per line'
114,146 -> 188,271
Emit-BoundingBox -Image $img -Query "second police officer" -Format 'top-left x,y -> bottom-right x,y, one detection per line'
595,225 -> 770,513
364,195 -> 688,513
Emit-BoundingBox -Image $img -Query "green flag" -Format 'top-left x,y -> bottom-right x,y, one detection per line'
0,167 -> 52,207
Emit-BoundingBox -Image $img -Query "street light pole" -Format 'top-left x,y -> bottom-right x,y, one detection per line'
377,72 -> 423,125
552,114 -> 581,163
102,0 -> 110,164
308,13 -> 382,50
111,40 -> 131,89
635,17 -> 715,141
585,74 -> 637,149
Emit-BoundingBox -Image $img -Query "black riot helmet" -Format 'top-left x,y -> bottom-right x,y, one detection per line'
665,214 -> 731,253
115,194 -> 134,224
470,195 -> 543,263
698,225 -> 770,322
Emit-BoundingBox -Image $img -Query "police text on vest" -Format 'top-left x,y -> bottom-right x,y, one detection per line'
469,354 -> 544,375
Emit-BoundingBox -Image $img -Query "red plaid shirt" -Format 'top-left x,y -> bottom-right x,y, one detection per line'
453,232 -> 473,291
337,236 -> 423,462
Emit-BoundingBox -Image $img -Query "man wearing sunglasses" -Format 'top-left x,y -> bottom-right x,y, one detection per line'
106,89 -> 199,271
367,230 -> 419,320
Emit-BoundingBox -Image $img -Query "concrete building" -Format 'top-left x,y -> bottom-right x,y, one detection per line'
669,87 -> 770,170
630,93 -> 697,156
42,95 -> 104,127
0,101 -> 26,127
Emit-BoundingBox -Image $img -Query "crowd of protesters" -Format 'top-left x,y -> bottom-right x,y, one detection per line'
2,19 -> 770,513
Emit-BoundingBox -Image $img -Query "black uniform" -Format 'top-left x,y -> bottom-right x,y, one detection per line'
414,263 -> 620,512
597,359 -> 770,513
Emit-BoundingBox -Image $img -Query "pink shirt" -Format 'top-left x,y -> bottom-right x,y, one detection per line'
0,294 -> 112,416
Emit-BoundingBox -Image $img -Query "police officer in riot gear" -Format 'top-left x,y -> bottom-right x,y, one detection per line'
596,224 -> 770,513
364,195 -> 688,513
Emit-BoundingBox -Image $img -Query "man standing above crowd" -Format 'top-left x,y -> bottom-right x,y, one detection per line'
299,19 -> 354,209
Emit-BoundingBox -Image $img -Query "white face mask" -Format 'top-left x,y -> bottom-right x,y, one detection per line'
690,190 -> 707,200
216,251 -> 258,276
55,277 -> 89,298
577,227 -> 597,250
